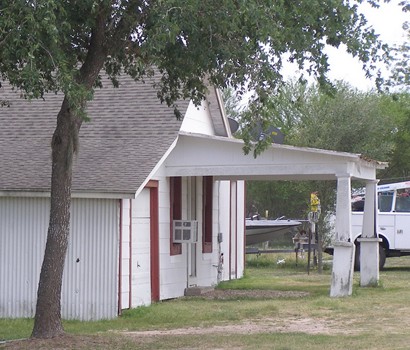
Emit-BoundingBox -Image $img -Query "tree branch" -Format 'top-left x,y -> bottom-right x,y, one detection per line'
107,0 -> 146,55
77,3 -> 111,89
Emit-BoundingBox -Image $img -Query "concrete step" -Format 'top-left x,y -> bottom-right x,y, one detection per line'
184,286 -> 215,296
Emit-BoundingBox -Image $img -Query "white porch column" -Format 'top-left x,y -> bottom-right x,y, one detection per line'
330,175 -> 355,297
358,179 -> 381,286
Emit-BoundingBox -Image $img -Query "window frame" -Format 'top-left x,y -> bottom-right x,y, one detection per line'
202,176 -> 213,253
170,177 -> 182,255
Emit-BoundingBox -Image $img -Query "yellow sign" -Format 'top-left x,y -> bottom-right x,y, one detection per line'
310,192 -> 320,212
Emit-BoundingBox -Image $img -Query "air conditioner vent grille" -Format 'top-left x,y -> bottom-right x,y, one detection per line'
173,220 -> 198,243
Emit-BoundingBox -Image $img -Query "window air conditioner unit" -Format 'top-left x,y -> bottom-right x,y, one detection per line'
173,220 -> 198,243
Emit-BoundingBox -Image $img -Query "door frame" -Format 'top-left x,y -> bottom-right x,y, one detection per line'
147,180 -> 160,302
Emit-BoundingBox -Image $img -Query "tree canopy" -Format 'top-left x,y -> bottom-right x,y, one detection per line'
237,81 -> 410,222
0,0 -> 394,339
386,18 -> 410,90
237,82 -> 410,276
1,0 -> 389,129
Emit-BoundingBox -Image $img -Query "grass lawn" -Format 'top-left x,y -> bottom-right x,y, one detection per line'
2,253 -> 410,349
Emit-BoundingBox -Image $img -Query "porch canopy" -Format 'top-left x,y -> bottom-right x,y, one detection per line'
165,132 -> 385,181
165,132 -> 388,297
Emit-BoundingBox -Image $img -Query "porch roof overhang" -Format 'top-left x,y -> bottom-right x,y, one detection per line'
164,132 -> 387,181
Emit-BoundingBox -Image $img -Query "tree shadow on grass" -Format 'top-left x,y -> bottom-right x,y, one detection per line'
382,266 -> 410,272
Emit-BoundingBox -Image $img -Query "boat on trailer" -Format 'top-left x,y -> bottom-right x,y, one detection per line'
245,218 -> 302,245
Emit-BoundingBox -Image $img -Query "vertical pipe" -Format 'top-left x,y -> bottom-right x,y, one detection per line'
229,182 -> 232,279
150,184 -> 160,302
234,181 -> 238,279
243,182 -> 247,273
129,199 -> 132,308
118,199 -> 123,316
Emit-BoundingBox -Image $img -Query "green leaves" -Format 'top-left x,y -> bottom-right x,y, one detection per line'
385,23 -> 410,90
0,0 -> 396,139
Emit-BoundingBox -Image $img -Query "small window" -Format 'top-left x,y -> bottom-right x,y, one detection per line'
202,176 -> 213,253
395,189 -> 410,212
170,177 -> 182,255
378,192 -> 394,212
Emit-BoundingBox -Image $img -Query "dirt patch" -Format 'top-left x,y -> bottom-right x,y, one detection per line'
123,289 -> 352,338
1,334 -> 123,350
124,316 -> 348,338
123,289 -> 355,338
1,315 -> 358,350
198,289 -> 310,299
1,290 -> 350,349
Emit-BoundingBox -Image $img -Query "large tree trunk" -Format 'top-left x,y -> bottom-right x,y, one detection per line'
30,4 -> 125,338
31,98 -> 81,338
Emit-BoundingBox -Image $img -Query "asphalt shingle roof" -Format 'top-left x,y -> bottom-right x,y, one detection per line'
0,74 -> 189,196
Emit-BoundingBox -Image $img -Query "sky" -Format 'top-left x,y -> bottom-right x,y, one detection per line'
284,0 -> 408,91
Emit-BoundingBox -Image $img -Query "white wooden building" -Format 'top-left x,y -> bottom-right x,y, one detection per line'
0,75 -> 245,320
0,73 -> 386,321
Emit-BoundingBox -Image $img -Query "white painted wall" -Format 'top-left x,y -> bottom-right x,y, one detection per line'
230,181 -> 238,279
214,180 -> 245,282
0,197 -> 48,318
63,199 -> 119,320
217,180 -> 232,282
120,199 -> 131,310
130,189 -> 152,307
180,100 -> 215,135
157,173 -> 187,299
146,164 -> 246,302
236,180 -> 245,279
191,176 -> 218,288
0,178 -> 245,320
0,197 -> 119,320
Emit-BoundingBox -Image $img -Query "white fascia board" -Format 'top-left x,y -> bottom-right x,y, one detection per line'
166,163 -> 351,180
134,135 -> 180,198
178,132 -> 387,168
0,190 -> 134,199
178,131 -> 377,162
165,133 -> 384,181
0,191 -> 51,198
72,192 -> 134,199
214,88 -> 232,138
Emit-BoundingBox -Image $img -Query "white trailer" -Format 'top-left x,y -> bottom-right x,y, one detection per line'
351,181 -> 410,269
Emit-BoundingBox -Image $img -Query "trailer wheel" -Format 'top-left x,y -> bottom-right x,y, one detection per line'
354,244 -> 386,271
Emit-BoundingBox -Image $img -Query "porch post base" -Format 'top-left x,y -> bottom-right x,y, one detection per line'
330,241 -> 355,297
357,237 -> 382,287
